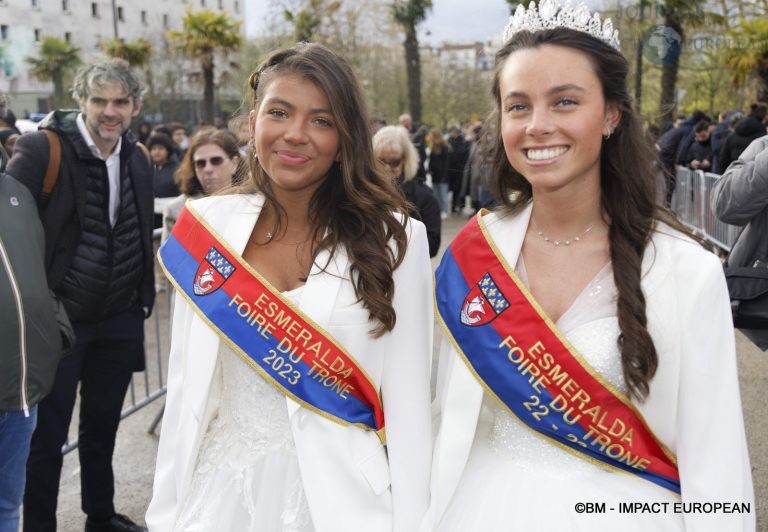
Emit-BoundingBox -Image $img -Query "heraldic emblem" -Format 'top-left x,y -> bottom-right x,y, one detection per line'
193,247 -> 235,295
460,272 -> 510,327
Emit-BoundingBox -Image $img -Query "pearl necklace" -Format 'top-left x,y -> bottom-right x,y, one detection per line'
530,218 -> 594,247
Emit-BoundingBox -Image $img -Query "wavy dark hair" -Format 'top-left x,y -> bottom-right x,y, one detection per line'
174,127 -> 244,196
242,42 -> 409,337
489,28 -> 701,401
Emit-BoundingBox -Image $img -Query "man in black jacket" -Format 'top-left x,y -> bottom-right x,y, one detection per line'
7,59 -> 154,532
656,110 -> 707,206
0,91 -> 72,532
716,103 -> 768,174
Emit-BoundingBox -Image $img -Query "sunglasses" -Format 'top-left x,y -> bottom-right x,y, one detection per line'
194,156 -> 227,169
379,158 -> 403,169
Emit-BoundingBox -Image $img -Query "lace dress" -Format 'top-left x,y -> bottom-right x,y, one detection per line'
174,287 -> 313,532
437,261 -> 683,532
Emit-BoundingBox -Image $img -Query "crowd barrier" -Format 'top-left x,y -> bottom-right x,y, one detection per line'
62,229 -> 169,454
671,166 -> 741,253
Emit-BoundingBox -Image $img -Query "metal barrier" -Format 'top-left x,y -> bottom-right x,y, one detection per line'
62,229 -> 169,454
671,167 -> 741,253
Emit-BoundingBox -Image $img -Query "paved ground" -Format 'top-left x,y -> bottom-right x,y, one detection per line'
48,213 -> 767,531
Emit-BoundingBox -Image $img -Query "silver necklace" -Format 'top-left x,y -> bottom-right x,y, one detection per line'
530,218 -> 594,247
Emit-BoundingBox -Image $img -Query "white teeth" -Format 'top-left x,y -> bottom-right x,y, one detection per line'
526,146 -> 568,161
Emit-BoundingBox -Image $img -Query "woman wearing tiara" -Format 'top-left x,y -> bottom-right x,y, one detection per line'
424,2 -> 754,531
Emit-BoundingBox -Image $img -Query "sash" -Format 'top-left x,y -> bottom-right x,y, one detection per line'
159,204 -> 386,442
435,212 -> 681,493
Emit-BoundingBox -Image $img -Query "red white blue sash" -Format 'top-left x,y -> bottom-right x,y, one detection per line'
159,204 -> 386,442
435,211 -> 680,493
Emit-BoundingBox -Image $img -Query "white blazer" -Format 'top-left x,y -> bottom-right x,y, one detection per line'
146,194 -> 433,532
424,205 -> 755,531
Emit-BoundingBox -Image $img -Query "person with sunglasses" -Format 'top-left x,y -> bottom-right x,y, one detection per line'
147,43 -> 433,532
161,128 -> 244,242
373,125 -> 441,257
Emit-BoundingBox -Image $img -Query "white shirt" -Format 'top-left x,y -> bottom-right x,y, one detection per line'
76,113 -> 122,226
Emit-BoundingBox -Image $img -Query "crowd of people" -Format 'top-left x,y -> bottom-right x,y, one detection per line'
655,103 -> 768,204
0,0 -> 764,530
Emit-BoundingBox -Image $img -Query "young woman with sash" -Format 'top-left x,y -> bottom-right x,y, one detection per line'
146,43 -> 433,532
424,2 -> 755,531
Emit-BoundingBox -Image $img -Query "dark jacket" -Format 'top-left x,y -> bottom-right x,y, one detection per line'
411,128 -> 427,182
447,136 -> 469,192
657,119 -> 694,173
0,160 -> 73,411
400,178 -> 441,257
681,138 -> 713,170
7,111 -> 155,322
154,159 -> 181,198
429,148 -> 450,184
716,117 -> 767,174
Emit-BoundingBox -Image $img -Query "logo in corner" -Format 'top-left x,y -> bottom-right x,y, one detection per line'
194,247 -> 235,296
460,273 -> 509,327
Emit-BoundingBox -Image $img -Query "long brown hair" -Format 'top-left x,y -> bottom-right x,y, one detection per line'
489,28 -> 702,400
242,43 -> 409,337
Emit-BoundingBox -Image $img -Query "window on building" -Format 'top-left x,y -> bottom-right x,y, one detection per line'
91,2 -> 98,17
62,0 -> 69,11
31,0 -> 38,7
117,6 -> 124,21
218,0 -> 223,9
64,31 -> 72,42
162,14 -> 169,28
34,28 -> 42,42
200,0 -> 205,7
141,10 -> 147,24
234,0 -> 239,12
0,25 -> 8,41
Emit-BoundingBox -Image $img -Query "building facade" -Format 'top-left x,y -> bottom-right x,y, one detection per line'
0,0 -> 244,122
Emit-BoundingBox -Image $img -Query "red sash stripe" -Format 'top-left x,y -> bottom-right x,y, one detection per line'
159,204 -> 385,440
435,212 -> 680,493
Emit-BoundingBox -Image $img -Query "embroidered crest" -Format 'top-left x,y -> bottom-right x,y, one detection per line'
460,273 -> 510,326
193,247 -> 235,295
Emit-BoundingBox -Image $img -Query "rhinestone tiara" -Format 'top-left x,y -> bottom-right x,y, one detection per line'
503,0 -> 621,51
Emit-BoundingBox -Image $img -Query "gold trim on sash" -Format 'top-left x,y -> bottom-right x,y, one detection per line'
160,204 -> 386,443
435,209 -> 679,489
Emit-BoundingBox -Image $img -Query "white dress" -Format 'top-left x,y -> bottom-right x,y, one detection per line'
174,287 -> 314,532
437,260 -> 683,532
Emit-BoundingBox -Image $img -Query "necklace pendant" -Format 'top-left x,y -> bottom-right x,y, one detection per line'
266,232 -> 272,239
564,240 -> 571,246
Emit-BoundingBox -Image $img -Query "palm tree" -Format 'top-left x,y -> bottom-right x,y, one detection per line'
657,1 -> 721,125
391,0 -> 433,127
725,18 -> 768,102
283,0 -> 341,43
101,37 -> 153,68
168,9 -> 243,124
506,0 -> 535,12
26,37 -> 81,108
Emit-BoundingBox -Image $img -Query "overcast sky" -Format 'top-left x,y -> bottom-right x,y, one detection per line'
245,0 -> 521,44
245,0 -> 607,44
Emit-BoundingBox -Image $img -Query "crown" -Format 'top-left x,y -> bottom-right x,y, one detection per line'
503,0 -> 621,51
